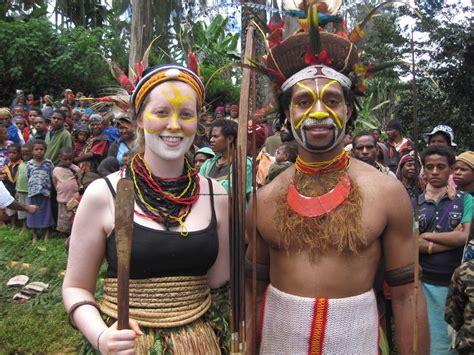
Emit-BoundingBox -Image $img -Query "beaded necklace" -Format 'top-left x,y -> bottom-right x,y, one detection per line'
127,153 -> 200,236
295,149 -> 350,175
288,149 -> 351,217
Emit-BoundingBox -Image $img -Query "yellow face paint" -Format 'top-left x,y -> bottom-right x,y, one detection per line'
291,80 -> 344,130
162,84 -> 195,129
142,83 -> 197,136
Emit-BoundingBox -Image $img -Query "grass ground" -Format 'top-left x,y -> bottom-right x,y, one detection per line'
0,227 -> 82,353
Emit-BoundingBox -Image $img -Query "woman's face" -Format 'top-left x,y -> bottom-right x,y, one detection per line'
138,81 -> 198,161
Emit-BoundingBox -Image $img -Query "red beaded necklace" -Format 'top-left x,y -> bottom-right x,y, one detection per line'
288,150 -> 352,217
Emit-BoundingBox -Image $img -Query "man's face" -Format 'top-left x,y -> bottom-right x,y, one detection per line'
60,106 -> 70,118
90,121 -> 103,136
59,153 -> 73,167
453,161 -> 473,188
51,113 -> 65,130
289,77 -> 348,152
0,112 -> 9,128
194,153 -> 210,171
0,128 -> 7,141
15,118 -> 26,130
372,130 -> 381,141
77,131 -> 88,142
32,144 -> 45,160
28,110 -> 39,122
34,117 -> 47,133
386,127 -> 399,141
8,148 -> 20,162
71,110 -> 81,122
13,105 -> 23,115
428,133 -> 450,147
280,124 -> 292,142
352,136 -> 377,166
210,127 -> 230,154
423,154 -> 452,188
402,159 -> 417,180
118,122 -> 134,141
230,107 -> 239,119
21,147 -> 32,161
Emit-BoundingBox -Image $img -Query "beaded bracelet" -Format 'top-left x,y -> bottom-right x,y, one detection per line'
68,300 -> 100,330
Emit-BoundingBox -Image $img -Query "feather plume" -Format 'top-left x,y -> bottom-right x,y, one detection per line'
325,0 -> 342,15
308,2 -> 321,56
188,50 -> 200,76
90,87 -> 131,114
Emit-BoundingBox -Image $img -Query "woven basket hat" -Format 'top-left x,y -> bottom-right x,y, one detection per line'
265,31 -> 360,84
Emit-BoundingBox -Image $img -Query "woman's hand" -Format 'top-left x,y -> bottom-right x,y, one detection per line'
98,319 -> 143,354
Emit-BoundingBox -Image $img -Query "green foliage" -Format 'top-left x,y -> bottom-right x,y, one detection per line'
0,18 -> 122,105
396,3 -> 473,149
354,93 -> 390,134
200,64 -> 240,108
0,229 -> 81,353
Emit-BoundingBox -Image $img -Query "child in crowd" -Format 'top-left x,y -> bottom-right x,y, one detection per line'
15,144 -> 32,234
0,126 -> 12,227
0,126 -> 11,169
3,144 -> 22,228
74,124 -> 90,157
266,142 -> 298,184
193,147 -> 215,172
52,147 -> 81,236
454,151 -> 474,196
26,140 -> 54,243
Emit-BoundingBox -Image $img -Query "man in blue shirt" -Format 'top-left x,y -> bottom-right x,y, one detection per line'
415,145 -> 472,354
107,114 -> 135,166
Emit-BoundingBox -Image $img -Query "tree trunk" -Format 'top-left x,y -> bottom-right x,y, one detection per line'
129,0 -> 153,79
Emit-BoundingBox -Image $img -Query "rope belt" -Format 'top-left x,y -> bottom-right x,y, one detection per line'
100,275 -> 212,328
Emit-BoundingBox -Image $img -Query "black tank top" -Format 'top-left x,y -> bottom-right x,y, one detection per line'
104,177 -> 219,279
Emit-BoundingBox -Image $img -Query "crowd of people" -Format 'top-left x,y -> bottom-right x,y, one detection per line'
3,82 -> 472,353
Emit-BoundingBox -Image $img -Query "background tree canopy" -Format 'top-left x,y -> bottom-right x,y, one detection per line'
0,0 -> 471,148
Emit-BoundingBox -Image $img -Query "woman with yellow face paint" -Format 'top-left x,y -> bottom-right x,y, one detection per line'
63,65 -> 230,354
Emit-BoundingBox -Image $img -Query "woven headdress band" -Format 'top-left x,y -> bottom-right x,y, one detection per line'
281,65 -> 352,91
131,65 -> 205,114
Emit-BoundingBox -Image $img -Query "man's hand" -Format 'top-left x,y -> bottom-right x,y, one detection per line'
26,205 -> 38,214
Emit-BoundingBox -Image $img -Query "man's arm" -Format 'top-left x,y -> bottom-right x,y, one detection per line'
7,200 -> 38,214
383,180 -> 429,355
419,237 -> 457,253
420,225 -> 470,247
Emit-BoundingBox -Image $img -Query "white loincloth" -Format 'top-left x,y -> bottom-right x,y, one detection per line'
259,284 -> 380,355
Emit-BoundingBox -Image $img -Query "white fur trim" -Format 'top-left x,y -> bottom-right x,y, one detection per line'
281,65 -> 352,91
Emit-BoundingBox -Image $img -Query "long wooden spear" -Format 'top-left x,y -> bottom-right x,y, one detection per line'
411,26 -> 420,355
230,24 -> 255,354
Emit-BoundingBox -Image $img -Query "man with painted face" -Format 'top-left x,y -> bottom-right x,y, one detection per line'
245,9 -> 428,354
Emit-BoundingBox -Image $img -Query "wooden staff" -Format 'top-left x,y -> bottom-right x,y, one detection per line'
114,178 -> 135,330
229,24 -> 255,354
410,27 -> 420,355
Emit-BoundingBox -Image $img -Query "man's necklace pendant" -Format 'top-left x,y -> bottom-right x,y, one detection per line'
287,174 -> 351,217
